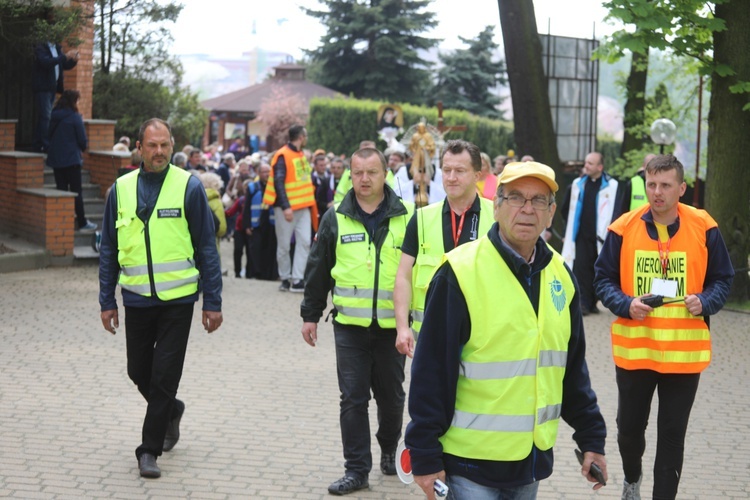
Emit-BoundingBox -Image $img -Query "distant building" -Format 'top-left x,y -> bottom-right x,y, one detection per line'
201,64 -> 340,152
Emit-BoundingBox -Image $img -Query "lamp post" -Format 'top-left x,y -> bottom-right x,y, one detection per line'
650,118 -> 677,155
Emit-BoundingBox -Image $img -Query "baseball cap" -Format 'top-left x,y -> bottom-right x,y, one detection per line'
498,161 -> 559,193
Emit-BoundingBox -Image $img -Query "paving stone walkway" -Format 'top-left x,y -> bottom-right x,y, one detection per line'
1,243 -> 748,499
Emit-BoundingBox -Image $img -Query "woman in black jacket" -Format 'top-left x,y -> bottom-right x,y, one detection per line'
47,89 -> 95,231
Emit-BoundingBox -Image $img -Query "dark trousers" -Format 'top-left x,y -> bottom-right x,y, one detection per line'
333,323 -> 406,478
616,367 -> 701,500
33,91 -> 55,152
125,303 -> 194,458
574,237 -> 598,311
233,230 -> 251,277
53,165 -> 87,227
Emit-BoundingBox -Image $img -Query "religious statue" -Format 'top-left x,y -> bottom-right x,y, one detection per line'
404,121 -> 438,207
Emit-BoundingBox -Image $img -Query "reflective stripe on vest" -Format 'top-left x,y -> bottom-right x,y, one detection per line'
629,174 -> 647,211
607,203 -> 716,373
263,145 -> 315,210
439,236 -> 573,461
116,166 -> 199,300
411,198 -> 494,336
248,182 -> 275,227
331,200 -> 413,328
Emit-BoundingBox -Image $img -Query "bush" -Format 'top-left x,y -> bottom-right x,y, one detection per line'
307,97 -> 514,157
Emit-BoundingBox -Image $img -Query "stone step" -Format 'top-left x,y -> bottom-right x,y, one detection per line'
73,245 -> 100,262
43,168 -> 91,185
44,182 -> 101,199
74,219 -> 101,247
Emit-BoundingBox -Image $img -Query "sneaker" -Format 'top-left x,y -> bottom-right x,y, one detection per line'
622,475 -> 642,500
380,450 -> 396,475
79,220 -> 97,232
290,280 -> 305,293
278,279 -> 291,292
327,474 -> 368,495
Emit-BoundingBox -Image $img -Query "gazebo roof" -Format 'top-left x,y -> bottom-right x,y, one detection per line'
201,78 -> 341,114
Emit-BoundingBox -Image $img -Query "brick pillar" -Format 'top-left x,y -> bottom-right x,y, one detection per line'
84,119 -> 116,151
63,0 -> 95,119
0,121 -> 17,152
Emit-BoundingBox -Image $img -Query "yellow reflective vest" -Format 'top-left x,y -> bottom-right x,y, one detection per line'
410,197 -> 494,336
331,199 -> 414,328
115,166 -> 199,300
629,174 -> 647,211
439,236 -> 574,461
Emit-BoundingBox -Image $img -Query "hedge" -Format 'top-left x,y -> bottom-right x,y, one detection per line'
306,96 -> 515,158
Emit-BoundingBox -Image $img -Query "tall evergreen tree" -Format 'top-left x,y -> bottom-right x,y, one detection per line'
429,26 -> 506,119
304,0 -> 438,103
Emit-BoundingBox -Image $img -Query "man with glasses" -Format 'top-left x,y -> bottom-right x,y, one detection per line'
406,162 -> 608,499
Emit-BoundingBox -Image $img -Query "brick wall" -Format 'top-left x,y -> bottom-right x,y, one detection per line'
86,150 -> 131,197
0,152 -> 76,258
0,121 -> 17,152
63,0 -> 95,119
85,120 -> 116,151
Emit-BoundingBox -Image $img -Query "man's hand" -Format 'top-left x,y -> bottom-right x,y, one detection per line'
245,227 -> 253,236
395,326 -> 415,358
581,451 -> 608,490
629,295 -> 654,321
283,208 -> 294,222
301,322 -> 318,346
685,294 -> 703,316
65,49 -> 79,61
414,472 -> 446,500
203,310 -> 223,333
101,309 -> 119,335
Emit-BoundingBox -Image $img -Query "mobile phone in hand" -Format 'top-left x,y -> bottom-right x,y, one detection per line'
575,449 -> 606,486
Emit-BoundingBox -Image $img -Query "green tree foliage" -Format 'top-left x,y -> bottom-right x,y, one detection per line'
91,0 -> 206,148
306,97 -> 514,160
303,0 -> 438,104
0,0 -> 83,55
429,26 -> 506,120
94,0 -> 182,82
600,0 -> 749,300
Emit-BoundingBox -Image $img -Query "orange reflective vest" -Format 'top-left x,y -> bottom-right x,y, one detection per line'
608,203 -> 716,373
263,145 -> 315,211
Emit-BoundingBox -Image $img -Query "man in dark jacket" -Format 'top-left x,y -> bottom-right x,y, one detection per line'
300,147 -> 414,496
406,162 -> 607,499
98,118 -> 223,479
32,41 -> 78,152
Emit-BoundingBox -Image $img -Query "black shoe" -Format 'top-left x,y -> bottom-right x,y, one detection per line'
380,451 -> 397,475
138,453 -> 161,478
163,401 -> 184,452
279,279 -> 291,292
290,280 -> 305,293
328,474 -> 369,495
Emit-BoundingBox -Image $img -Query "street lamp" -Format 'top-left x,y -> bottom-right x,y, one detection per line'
650,118 -> 677,154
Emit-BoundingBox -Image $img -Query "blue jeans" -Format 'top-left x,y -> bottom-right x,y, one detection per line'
34,91 -> 56,152
333,323 -> 405,477
447,475 -> 539,500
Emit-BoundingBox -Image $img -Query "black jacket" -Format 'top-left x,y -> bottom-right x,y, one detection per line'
32,43 -> 77,93
300,185 -> 409,324
405,225 -> 606,488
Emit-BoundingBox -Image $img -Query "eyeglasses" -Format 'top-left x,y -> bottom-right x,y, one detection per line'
500,194 -> 552,211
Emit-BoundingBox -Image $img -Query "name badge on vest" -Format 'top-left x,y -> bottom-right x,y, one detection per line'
651,278 -> 678,298
157,208 -> 182,218
341,233 -> 366,244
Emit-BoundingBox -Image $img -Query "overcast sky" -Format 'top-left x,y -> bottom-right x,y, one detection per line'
171,0 -> 616,59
